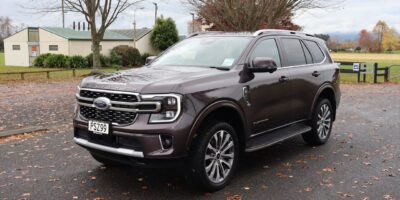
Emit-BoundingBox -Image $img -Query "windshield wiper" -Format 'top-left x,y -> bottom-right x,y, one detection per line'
209,66 -> 230,71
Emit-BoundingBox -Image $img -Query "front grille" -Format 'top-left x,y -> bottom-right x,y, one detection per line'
78,89 -> 139,125
80,90 -> 138,102
80,106 -> 137,125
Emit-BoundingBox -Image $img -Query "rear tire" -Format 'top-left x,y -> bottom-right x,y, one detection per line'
302,98 -> 333,146
189,121 -> 239,192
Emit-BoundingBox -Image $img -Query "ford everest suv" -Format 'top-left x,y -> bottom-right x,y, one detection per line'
73,29 -> 341,191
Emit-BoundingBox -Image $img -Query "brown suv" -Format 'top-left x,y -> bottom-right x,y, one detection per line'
73,29 -> 341,191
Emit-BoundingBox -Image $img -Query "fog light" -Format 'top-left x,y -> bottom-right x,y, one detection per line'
167,97 -> 177,106
160,135 -> 173,149
166,111 -> 175,118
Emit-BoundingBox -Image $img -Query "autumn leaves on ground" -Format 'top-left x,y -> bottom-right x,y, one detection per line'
0,81 -> 399,200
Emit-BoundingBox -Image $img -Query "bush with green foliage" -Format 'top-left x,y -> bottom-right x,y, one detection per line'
66,55 -> 88,68
43,54 -> 67,68
110,45 -> 141,67
151,17 -> 179,51
86,53 -> 107,68
33,53 -> 52,67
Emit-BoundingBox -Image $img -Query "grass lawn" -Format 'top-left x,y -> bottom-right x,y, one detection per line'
332,52 -> 400,83
0,53 -> 4,66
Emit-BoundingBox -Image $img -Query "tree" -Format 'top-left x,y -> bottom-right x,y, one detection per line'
186,0 -> 330,32
33,0 -> 142,73
372,20 -> 390,52
315,34 -> 330,42
0,16 -> 24,52
358,29 -> 372,52
151,17 -> 179,51
382,28 -> 399,52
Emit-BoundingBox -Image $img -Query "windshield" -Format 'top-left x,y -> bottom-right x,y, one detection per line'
151,36 -> 251,69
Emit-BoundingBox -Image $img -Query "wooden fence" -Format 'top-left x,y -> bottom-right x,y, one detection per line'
0,69 -> 77,80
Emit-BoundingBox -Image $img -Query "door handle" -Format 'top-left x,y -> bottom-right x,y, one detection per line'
312,71 -> 321,77
279,76 -> 289,83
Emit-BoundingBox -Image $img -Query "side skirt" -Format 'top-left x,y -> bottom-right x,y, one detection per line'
245,122 -> 311,152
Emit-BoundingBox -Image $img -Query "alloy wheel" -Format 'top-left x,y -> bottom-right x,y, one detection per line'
317,104 -> 332,140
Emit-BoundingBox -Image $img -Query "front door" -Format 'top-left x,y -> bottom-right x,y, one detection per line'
247,38 -> 293,135
29,45 -> 40,66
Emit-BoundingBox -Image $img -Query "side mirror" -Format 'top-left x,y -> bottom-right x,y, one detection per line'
250,57 -> 278,73
145,56 -> 157,65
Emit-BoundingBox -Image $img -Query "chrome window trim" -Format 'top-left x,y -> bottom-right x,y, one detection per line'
74,137 -> 144,158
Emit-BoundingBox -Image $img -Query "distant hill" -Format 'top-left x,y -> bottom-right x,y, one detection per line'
327,32 -> 359,41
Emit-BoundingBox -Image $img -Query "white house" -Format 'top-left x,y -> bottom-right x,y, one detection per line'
4,27 -> 156,67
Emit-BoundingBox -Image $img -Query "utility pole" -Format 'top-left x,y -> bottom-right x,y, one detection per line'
153,2 -> 158,25
133,7 -> 144,48
190,13 -> 195,34
62,0 -> 65,28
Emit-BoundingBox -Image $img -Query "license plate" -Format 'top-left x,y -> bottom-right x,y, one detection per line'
88,121 -> 109,135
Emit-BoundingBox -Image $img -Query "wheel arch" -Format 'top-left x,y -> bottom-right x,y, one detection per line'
311,84 -> 337,121
186,100 -> 248,151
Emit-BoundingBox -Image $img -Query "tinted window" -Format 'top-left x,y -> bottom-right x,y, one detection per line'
282,38 -> 307,66
250,39 -> 281,67
301,41 -> 313,64
305,40 -> 325,63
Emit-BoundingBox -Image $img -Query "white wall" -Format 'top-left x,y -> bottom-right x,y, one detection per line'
39,29 -> 69,55
4,29 -> 30,67
69,40 -> 133,56
135,32 -> 158,55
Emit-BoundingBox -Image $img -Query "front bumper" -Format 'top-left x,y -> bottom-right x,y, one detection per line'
73,109 -> 196,160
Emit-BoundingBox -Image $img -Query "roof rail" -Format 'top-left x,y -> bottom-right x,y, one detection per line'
187,31 -> 224,38
253,29 -> 315,37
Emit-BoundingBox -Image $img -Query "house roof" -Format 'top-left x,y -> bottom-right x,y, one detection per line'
41,27 -> 133,41
111,28 -> 152,40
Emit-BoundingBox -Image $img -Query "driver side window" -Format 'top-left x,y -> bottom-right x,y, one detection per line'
251,39 -> 282,67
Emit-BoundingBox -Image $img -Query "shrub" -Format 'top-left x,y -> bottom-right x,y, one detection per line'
33,53 -> 51,67
111,45 -> 141,67
43,54 -> 67,68
108,51 -> 123,67
67,55 -> 88,68
86,53 -> 107,67
141,53 -> 152,65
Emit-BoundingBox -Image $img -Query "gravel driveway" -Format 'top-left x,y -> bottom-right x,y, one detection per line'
0,82 -> 399,200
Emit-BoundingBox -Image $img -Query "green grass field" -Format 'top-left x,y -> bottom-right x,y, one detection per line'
332,53 -> 400,83
0,53 -> 4,66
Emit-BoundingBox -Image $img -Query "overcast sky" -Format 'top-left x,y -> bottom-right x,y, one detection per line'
1,0 -> 399,36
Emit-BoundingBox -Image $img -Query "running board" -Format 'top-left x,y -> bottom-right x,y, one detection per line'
245,123 -> 311,152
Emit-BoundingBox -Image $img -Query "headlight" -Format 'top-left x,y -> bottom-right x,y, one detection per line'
141,94 -> 182,124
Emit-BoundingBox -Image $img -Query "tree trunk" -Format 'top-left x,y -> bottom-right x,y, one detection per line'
92,39 -> 101,73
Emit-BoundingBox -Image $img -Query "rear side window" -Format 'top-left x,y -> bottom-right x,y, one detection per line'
281,38 -> 307,66
301,41 -> 313,64
305,40 -> 325,63
250,39 -> 282,67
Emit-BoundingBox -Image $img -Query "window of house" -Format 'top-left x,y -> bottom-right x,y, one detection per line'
304,40 -> 326,63
281,38 -> 307,66
250,39 -> 282,67
28,29 -> 39,42
49,45 -> 59,51
12,45 -> 20,51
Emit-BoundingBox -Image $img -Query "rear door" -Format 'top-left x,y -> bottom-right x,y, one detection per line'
280,37 -> 326,121
246,37 -> 293,134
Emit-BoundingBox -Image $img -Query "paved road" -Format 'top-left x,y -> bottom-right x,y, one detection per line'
0,82 -> 399,200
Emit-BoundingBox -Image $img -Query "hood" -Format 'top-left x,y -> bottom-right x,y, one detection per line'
79,66 -> 228,94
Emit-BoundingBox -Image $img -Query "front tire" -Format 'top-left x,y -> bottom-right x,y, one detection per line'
302,99 -> 333,146
189,121 -> 239,192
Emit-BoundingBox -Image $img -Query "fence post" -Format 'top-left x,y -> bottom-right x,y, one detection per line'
72,69 -> 76,77
21,73 -> 25,80
384,67 -> 389,82
357,69 -> 361,83
46,71 -> 50,79
363,63 -> 367,83
373,63 -> 378,83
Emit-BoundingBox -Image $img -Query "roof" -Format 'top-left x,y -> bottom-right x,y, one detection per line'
41,27 -> 133,41
111,28 -> 152,40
